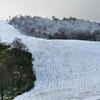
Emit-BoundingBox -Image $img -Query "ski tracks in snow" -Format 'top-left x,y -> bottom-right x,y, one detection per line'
25,40 -> 100,100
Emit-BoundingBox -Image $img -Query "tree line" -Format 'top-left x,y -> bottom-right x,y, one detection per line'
8,15 -> 100,41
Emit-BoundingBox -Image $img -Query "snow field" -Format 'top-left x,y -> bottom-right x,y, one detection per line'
0,20 -> 100,100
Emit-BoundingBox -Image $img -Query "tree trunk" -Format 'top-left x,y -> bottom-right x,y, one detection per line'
0,82 -> 4,100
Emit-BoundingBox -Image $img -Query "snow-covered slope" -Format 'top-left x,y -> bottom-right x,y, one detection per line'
0,20 -> 100,100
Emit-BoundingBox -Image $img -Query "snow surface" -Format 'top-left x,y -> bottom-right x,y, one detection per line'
83,96 -> 100,100
0,20 -> 100,100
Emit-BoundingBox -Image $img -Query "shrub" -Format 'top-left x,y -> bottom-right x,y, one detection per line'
0,42 -> 36,99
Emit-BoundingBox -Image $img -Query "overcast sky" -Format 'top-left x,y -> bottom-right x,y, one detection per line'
0,0 -> 100,22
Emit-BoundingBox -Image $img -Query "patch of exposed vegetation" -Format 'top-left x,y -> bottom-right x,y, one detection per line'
0,39 -> 36,100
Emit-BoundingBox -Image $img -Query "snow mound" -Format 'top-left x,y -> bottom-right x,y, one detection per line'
0,20 -> 100,100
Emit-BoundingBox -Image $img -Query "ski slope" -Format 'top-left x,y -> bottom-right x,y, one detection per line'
0,20 -> 100,100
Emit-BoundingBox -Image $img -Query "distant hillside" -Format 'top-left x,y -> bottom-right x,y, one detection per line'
9,15 -> 100,40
